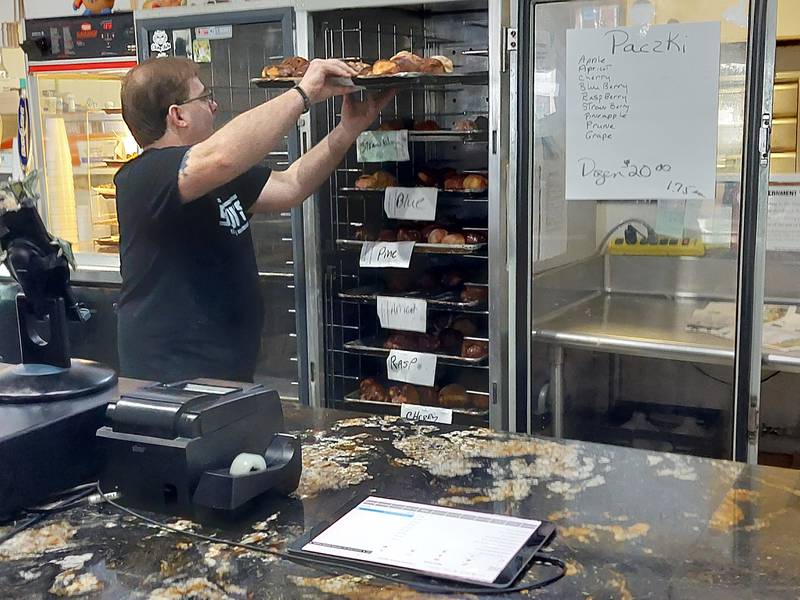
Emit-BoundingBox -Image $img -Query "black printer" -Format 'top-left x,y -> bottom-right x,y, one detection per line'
97,379 -> 302,518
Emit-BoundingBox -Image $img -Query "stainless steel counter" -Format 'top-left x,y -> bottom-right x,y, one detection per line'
533,292 -> 800,372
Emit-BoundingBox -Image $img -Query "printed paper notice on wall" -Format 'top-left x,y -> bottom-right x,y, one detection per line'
566,22 -> 721,200
767,183 -> 800,251
377,296 -> 427,333
383,187 -> 437,221
357,131 -> 410,163
400,404 -> 453,424
386,350 -> 437,387
359,242 -> 415,268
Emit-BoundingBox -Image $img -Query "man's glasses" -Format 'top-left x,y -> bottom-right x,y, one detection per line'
179,89 -> 214,107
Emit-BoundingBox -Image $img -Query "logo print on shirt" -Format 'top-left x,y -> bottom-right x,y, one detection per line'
218,194 -> 249,236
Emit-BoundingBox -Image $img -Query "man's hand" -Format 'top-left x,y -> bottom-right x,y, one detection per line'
298,59 -> 358,104
339,89 -> 397,136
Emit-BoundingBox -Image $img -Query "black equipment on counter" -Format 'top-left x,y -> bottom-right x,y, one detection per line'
97,379 -> 302,518
0,172 -> 117,402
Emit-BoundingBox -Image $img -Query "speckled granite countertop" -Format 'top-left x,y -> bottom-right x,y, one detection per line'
1,402 -> 798,599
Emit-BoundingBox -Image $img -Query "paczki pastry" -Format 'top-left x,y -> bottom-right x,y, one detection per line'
389,384 -> 420,405
460,285 -> 488,304
354,170 -> 397,190
441,233 -> 466,245
413,120 -> 439,131
429,55 -> 454,73
463,174 -> 488,191
262,56 -> 309,78
360,378 -> 388,402
461,339 -> 488,359
438,383 -> 468,408
372,59 -> 400,75
390,50 -> 425,72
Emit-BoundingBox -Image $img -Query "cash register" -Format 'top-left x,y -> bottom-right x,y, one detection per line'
97,379 -> 302,518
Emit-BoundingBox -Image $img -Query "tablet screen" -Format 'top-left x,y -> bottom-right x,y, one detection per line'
301,496 -> 543,584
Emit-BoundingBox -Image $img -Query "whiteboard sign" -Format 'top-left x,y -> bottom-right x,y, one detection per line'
566,22 -> 721,200
357,131 -> 410,163
767,184 -> 800,251
384,187 -> 438,221
359,242 -> 414,269
400,404 -> 453,424
377,296 -> 427,333
387,350 -> 437,387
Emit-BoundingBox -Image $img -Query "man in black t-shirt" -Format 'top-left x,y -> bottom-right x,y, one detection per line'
116,57 -> 390,382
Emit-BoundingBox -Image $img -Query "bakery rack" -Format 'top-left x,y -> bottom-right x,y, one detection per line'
310,4 -> 492,419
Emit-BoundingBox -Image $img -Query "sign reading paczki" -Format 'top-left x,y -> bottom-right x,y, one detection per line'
23,1 -> 133,19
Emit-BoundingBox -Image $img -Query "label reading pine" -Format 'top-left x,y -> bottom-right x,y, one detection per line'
377,296 -> 427,333
359,242 -> 414,269
387,350 -> 437,387
357,130 -> 409,163
400,404 -> 453,425
384,187 -> 438,221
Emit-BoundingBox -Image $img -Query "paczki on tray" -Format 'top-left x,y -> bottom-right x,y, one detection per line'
261,51 -> 454,80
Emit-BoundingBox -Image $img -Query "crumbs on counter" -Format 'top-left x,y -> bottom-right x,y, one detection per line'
48,570 -> 103,597
149,577 -> 246,600
298,432 -> 377,498
709,488 -> 761,532
289,574 -> 440,600
393,428 -> 608,504
0,521 -> 76,561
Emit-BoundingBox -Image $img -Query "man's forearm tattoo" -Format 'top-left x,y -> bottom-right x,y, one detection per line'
179,149 -> 192,178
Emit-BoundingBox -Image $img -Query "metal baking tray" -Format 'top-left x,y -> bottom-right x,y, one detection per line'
342,336 -> 489,366
337,239 -> 486,255
342,390 -> 489,418
339,187 -> 488,198
353,71 -> 489,88
407,130 -> 488,143
252,71 -> 488,89
251,76 -> 363,90
338,286 -> 485,310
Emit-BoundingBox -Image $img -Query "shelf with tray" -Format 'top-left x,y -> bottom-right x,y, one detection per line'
343,335 -> 489,367
339,285 -> 487,313
337,238 -> 486,256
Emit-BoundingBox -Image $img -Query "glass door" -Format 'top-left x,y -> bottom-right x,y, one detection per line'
515,0 -> 774,460
756,2 -> 800,469
137,8 -> 309,403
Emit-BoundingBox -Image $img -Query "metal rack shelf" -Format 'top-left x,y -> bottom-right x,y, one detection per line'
339,186 -> 487,198
337,238 -> 486,255
343,337 -> 488,366
339,285 -> 487,312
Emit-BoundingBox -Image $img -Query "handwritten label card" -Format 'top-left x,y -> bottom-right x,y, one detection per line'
377,296 -> 427,333
384,187 -> 438,221
356,130 -> 410,163
400,404 -> 453,424
359,242 -> 415,269
386,350 -> 437,387
566,22 -> 721,200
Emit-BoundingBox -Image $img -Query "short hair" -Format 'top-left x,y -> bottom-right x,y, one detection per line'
121,57 -> 199,147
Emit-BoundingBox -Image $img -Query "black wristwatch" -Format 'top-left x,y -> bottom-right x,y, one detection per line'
292,85 -> 311,114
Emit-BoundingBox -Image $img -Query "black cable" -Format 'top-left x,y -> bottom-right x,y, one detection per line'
94,484 -> 566,595
693,365 -> 783,386
692,364 -> 733,386
761,371 -> 781,384
0,513 -> 47,546
0,487 -> 96,545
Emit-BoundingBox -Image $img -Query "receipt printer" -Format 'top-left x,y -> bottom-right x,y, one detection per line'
96,380 -> 302,517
